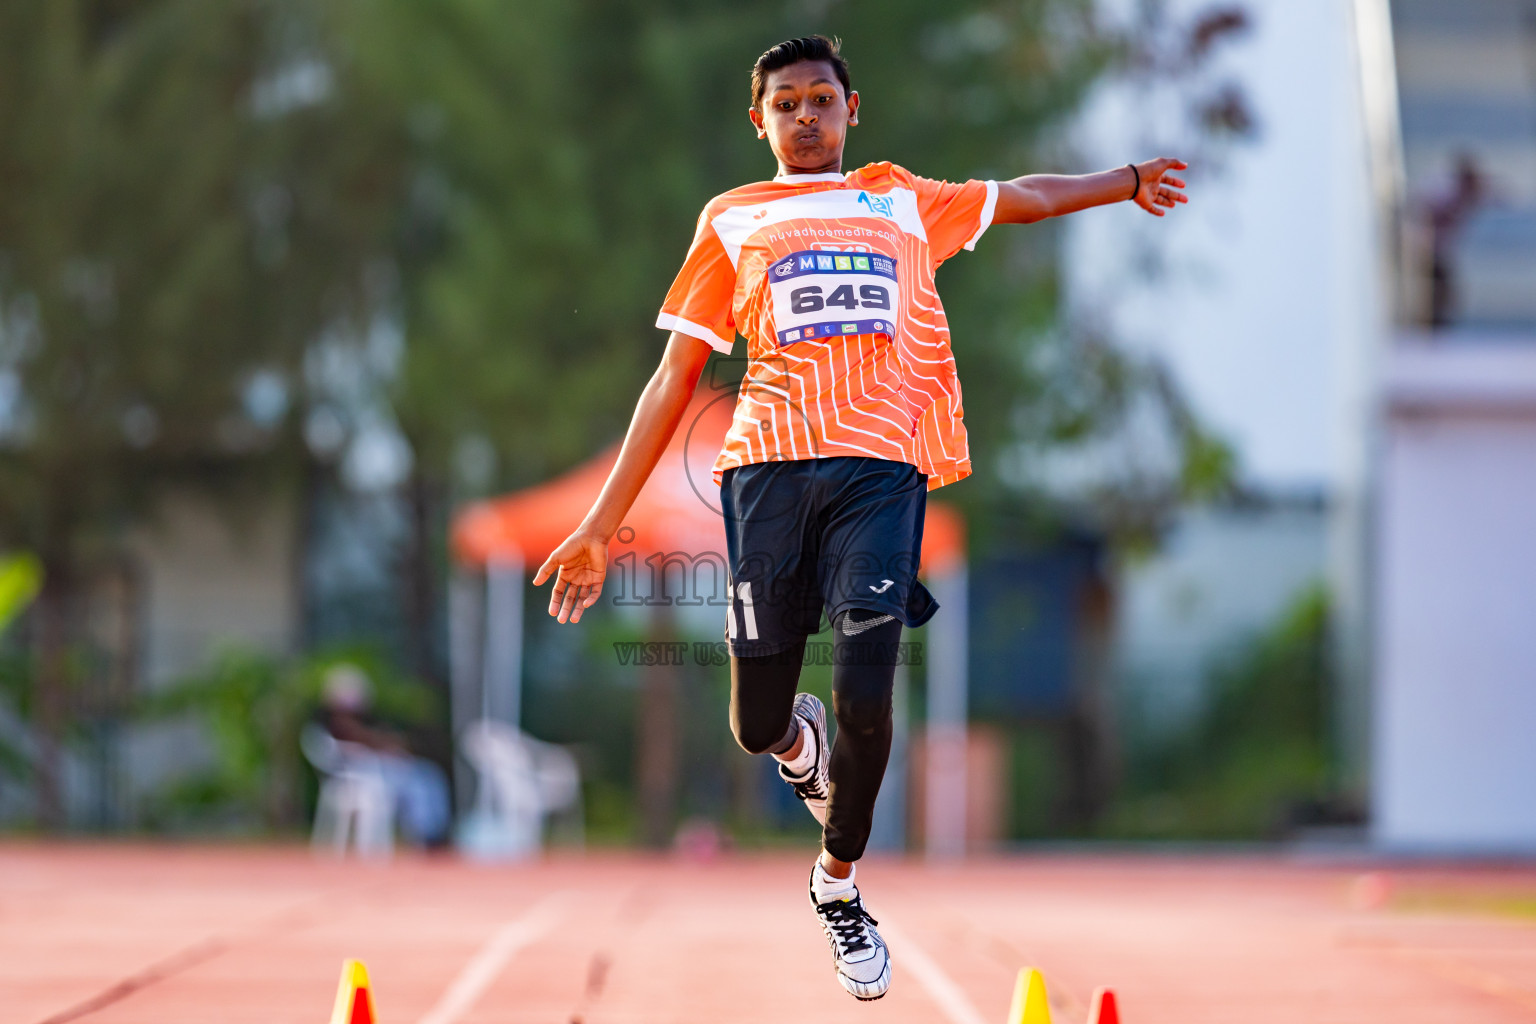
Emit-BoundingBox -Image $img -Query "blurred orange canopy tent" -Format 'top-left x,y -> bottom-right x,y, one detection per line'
450,388 -> 964,574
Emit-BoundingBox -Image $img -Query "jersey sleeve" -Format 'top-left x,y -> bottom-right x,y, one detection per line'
655,208 -> 737,354
911,175 -> 999,265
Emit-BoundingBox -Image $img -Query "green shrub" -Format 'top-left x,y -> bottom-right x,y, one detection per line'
1101,586 -> 1335,839
138,646 -> 438,833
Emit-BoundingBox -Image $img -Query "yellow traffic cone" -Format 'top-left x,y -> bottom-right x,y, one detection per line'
329,958 -> 378,1024
1006,967 -> 1052,1024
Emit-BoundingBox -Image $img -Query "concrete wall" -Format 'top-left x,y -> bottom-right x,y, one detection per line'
129,492 -> 297,687
1373,340 -> 1536,851
120,491 -> 298,807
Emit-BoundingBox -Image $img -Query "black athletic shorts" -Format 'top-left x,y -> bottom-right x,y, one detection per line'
719,456 -> 939,658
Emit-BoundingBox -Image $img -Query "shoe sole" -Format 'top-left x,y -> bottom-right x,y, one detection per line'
790,693 -> 830,825
840,956 -> 891,1000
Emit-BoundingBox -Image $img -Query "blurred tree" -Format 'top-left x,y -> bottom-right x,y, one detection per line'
0,0 -> 409,824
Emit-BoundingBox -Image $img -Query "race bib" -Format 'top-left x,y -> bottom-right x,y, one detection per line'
767,250 -> 900,347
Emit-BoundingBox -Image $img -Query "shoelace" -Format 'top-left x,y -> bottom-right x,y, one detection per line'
789,770 -> 827,803
816,895 -> 878,955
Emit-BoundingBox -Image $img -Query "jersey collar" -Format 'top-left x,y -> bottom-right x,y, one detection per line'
774,172 -> 847,184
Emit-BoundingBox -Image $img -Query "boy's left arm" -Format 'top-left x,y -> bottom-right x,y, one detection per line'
994,157 -> 1188,224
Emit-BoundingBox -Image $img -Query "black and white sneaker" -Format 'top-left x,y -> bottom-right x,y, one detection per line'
809,866 -> 891,1001
777,692 -> 830,824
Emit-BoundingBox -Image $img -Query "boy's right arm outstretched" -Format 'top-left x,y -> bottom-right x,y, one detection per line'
532,331 -> 714,624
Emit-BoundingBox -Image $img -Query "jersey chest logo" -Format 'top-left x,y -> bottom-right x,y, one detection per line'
858,191 -> 896,217
767,249 -> 900,346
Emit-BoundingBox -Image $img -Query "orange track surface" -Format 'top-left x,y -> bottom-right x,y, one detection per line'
4,844 -> 1536,1023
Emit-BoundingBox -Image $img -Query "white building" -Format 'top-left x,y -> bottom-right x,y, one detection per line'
1068,0 -> 1536,851
1371,0 -> 1536,852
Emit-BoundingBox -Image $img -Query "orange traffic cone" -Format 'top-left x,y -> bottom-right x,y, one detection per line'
1086,987 -> 1119,1024
329,959 -> 378,1024
1006,967 -> 1052,1024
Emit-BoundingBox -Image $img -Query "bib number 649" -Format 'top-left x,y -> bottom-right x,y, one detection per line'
790,283 -> 891,314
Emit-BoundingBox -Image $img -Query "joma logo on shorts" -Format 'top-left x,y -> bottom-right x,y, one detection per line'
869,579 -> 895,593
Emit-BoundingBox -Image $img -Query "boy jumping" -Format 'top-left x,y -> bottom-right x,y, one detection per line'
533,35 -> 1187,1001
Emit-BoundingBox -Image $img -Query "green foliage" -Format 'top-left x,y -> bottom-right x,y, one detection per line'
138,646 -> 437,832
1101,586 -> 1335,839
0,4 -> 418,812
0,1 -> 407,557
0,634 -> 100,786
0,553 -> 41,633
1179,429 -> 1238,504
0,652 -> 31,782
1006,724 -> 1064,838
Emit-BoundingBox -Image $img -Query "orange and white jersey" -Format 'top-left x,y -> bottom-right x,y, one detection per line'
656,162 -> 997,491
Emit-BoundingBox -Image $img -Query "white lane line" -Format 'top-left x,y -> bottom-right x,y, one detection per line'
415,891 -> 570,1024
879,921 -> 991,1024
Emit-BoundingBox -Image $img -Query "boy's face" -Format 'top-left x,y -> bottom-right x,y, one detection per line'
749,60 -> 859,175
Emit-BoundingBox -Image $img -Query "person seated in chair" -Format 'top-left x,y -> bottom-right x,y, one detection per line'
315,664 -> 451,849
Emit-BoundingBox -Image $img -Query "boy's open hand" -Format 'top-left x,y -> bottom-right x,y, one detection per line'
533,529 -> 609,623
1133,158 -> 1189,216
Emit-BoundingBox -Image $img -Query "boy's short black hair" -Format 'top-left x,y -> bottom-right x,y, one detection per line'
751,35 -> 851,110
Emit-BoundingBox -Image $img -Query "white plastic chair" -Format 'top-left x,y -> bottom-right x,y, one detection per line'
301,723 -> 395,859
457,719 -> 583,859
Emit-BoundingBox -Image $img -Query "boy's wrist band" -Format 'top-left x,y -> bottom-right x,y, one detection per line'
1127,163 -> 1140,201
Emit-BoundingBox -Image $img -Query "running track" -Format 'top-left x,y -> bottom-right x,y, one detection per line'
5,844 -> 1536,1023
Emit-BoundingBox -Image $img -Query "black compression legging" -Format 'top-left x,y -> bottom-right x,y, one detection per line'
729,610 -> 902,862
